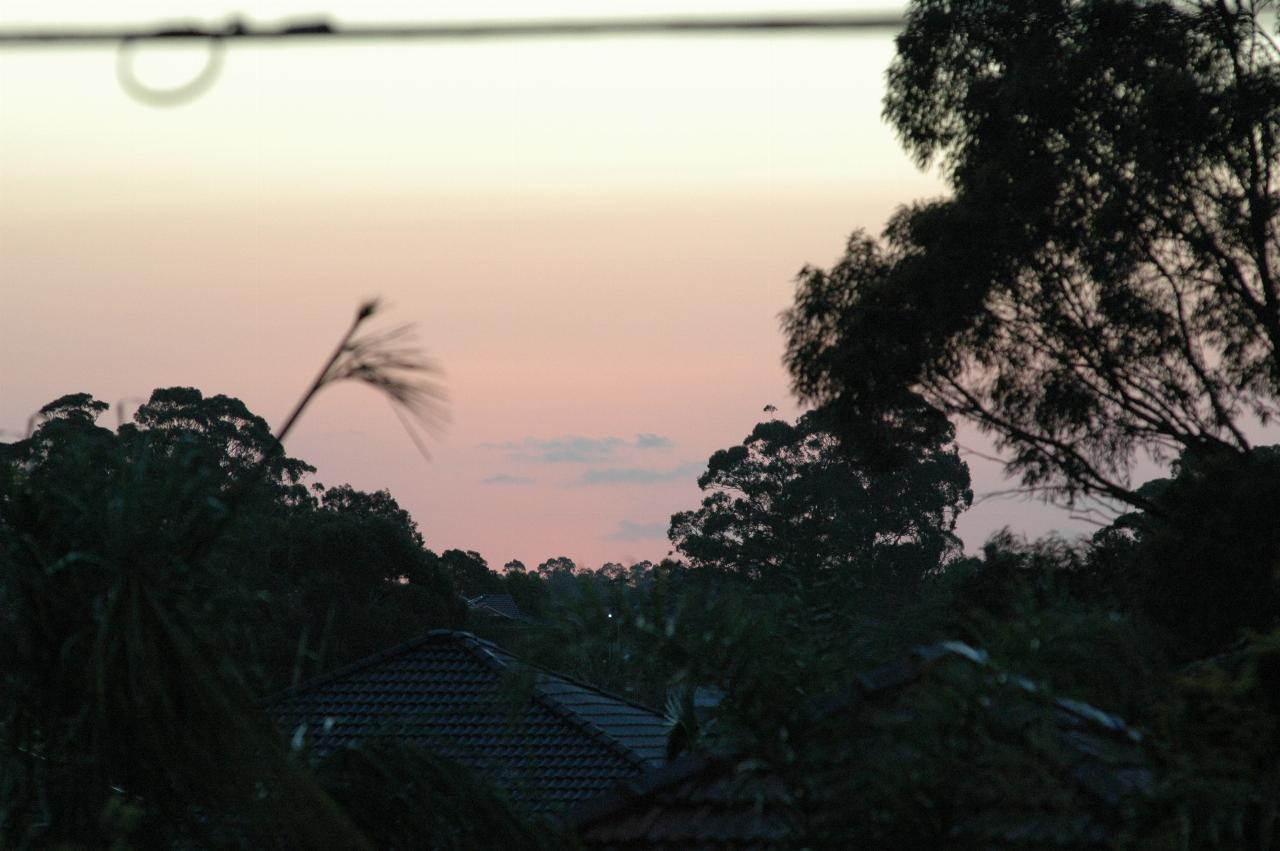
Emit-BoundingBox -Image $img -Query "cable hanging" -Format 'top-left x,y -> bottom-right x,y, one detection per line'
0,14 -> 905,45
0,12 -> 905,106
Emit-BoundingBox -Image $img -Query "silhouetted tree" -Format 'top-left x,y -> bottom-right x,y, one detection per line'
599,562 -> 627,581
669,409 -> 971,597
536,556 -> 578,577
0,393 -> 367,846
123,386 -> 314,496
783,0 -> 1280,512
439,549 -> 503,598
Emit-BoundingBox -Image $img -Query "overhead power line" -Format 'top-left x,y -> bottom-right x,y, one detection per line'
0,13 -> 906,106
0,13 -> 905,46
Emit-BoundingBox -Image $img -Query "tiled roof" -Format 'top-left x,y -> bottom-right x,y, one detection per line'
270,630 -> 669,813
574,642 -> 1152,849
467,593 -> 525,620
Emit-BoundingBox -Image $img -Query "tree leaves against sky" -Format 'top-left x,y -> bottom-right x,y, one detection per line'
783,0 -> 1280,513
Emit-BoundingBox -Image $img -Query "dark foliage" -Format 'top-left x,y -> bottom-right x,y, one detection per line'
783,0 -> 1280,511
1136,633 -> 1280,850
669,408 -> 971,598
1096,445 -> 1280,658
0,384 -> 471,846
314,741 -> 573,851
440,548 -> 504,598
0,392 -> 369,847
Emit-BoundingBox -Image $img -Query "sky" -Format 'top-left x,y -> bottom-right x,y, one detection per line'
0,1 -> 1093,568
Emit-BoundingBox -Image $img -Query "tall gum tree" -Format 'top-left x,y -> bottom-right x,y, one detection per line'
783,0 -> 1280,513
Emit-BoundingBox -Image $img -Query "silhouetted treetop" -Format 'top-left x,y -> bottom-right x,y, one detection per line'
36,392 -> 108,423
537,556 -> 579,577
784,0 -> 1280,510
15,393 -> 116,465
121,386 -> 315,489
670,409 -> 971,595
440,549 -> 502,597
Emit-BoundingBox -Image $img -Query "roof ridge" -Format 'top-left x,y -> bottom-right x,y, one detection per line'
488,644 -> 668,719
448,631 -> 665,718
269,629 -> 667,770
538,668 -> 668,719
266,629 -> 476,705
450,633 -> 662,771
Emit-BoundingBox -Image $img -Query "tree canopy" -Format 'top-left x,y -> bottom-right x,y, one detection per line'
123,386 -> 314,490
669,409 -> 971,597
783,0 -> 1280,510
0,388 -> 468,845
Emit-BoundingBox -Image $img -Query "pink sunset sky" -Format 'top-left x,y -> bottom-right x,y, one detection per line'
0,0 -> 1093,568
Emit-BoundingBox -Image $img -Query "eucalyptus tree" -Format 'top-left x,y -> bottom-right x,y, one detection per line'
783,0 -> 1280,512
669,408 -> 971,599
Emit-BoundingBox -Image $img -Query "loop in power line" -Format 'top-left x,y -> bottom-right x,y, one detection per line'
116,36 -> 225,107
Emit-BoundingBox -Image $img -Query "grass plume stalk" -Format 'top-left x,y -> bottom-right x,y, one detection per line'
273,298 -> 447,452
184,299 -> 446,566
